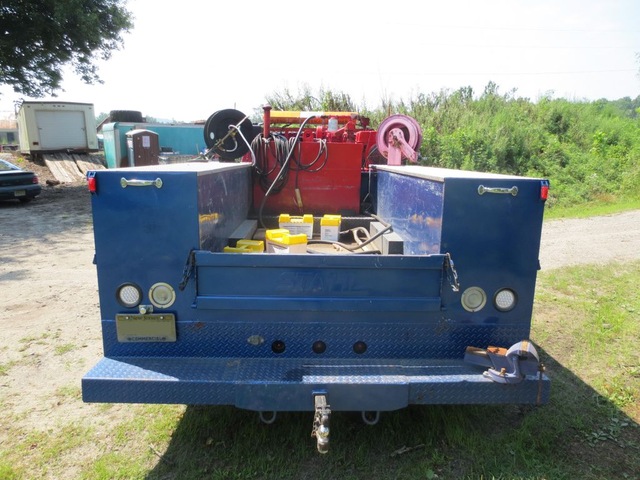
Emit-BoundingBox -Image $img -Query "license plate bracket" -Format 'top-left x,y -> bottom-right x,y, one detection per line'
115,313 -> 176,342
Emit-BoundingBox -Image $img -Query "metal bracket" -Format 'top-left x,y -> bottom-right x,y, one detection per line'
120,177 -> 163,189
477,185 -> 518,196
311,394 -> 331,454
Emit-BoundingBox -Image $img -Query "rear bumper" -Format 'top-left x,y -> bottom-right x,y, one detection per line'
0,184 -> 41,200
82,357 -> 550,411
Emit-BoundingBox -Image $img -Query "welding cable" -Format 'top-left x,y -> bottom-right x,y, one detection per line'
289,138 -> 328,173
252,133 -> 291,192
306,246 -> 381,255
290,138 -> 329,212
228,123 -> 256,166
258,115 -> 317,228
307,223 -> 392,253
369,213 -> 391,228
350,226 -> 371,247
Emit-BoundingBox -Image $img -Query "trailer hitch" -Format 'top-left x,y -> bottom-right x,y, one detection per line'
311,394 -> 331,454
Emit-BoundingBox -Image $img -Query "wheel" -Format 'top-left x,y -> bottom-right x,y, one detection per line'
109,110 -> 144,123
203,109 -> 255,160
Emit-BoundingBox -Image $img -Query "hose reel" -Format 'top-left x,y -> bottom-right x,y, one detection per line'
376,114 -> 422,165
203,108 -> 256,160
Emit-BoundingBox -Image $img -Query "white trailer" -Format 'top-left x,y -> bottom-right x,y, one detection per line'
18,101 -> 99,155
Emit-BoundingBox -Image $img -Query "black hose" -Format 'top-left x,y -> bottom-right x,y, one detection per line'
307,223 -> 392,252
258,116 -> 317,228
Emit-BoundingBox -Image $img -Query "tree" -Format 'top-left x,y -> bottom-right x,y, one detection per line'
0,0 -> 132,97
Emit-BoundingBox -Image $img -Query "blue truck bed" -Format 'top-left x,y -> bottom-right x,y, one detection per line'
82,157 -> 549,451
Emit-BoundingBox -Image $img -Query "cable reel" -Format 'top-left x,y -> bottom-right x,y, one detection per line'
376,114 -> 423,165
203,109 -> 256,160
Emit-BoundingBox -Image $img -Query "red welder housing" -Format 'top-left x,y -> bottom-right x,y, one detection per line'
253,141 -> 364,215
251,109 -> 375,215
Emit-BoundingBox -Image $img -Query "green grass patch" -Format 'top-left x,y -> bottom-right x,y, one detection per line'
80,452 -> 149,480
54,343 -> 76,356
0,455 -> 21,480
544,197 -> 640,220
54,385 -> 81,402
0,360 -> 17,376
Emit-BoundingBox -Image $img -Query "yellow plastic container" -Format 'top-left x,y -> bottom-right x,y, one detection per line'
320,214 -> 341,242
223,239 -> 264,253
278,214 -> 313,238
265,229 -> 308,254
236,239 -> 264,252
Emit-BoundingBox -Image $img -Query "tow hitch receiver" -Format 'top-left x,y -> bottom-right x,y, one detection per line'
464,340 -> 544,384
311,394 -> 331,454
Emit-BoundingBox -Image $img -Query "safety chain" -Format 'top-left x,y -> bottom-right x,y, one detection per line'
444,253 -> 460,292
178,249 -> 196,291
311,395 -> 331,454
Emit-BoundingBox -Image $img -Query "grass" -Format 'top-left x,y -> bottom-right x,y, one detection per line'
1,263 -> 639,479
54,343 -> 76,356
0,360 -> 17,376
544,196 -> 640,220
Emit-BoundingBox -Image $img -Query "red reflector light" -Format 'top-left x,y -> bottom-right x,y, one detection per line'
88,176 -> 97,193
540,181 -> 549,200
32,175 -> 39,184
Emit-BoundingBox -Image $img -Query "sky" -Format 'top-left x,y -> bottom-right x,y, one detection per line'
1,0 -> 639,122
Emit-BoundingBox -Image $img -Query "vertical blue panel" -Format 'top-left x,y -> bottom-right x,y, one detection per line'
197,168 -> 251,252
376,170 -> 444,254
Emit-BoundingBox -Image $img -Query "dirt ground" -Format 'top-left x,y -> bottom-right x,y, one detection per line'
1,156 -> 640,476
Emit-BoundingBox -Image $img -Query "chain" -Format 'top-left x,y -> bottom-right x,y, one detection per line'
444,253 -> 460,292
311,395 -> 331,453
178,249 -> 196,291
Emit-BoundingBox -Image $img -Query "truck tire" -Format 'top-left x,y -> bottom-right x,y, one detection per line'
109,110 -> 144,123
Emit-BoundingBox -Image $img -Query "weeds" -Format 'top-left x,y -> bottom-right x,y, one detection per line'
54,343 -> 76,355
0,360 -> 16,376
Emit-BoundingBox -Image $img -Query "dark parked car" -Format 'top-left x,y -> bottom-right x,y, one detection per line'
0,158 -> 42,203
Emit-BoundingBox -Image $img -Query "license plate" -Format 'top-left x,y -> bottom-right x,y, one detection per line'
115,313 -> 176,342
13,190 -> 26,197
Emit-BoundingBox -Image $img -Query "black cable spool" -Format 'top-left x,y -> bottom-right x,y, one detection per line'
203,109 -> 255,160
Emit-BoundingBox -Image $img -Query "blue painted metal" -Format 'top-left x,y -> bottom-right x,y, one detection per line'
83,357 -> 549,410
82,162 -> 550,411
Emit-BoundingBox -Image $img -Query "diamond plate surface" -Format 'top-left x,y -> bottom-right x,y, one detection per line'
102,320 -> 530,360
83,356 -> 549,410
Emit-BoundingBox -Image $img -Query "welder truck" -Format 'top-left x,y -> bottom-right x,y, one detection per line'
82,108 -> 550,453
